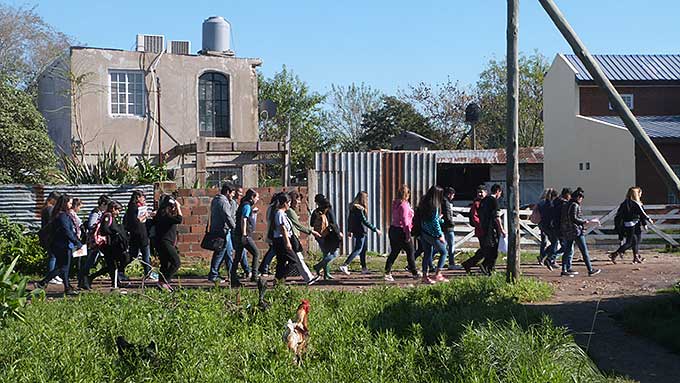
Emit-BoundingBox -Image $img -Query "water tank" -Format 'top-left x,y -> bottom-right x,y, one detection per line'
202,16 -> 231,53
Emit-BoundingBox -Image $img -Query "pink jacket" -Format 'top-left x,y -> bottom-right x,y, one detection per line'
391,200 -> 414,235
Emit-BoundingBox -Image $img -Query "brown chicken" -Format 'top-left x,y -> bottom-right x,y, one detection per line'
282,299 -> 310,365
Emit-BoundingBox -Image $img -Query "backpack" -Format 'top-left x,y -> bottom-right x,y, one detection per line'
311,209 -> 330,236
88,215 -> 109,248
411,208 -> 422,237
529,204 -> 542,224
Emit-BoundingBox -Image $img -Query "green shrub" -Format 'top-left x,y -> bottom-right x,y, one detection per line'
134,156 -> 171,184
0,275 -> 620,383
0,215 -> 45,275
0,256 -> 41,327
58,144 -> 134,185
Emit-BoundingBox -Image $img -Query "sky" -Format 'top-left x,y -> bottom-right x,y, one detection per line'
8,0 -> 680,95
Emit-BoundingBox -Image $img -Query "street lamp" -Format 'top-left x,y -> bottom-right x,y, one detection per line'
465,102 -> 481,150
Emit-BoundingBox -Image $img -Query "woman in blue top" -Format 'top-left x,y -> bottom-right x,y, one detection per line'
418,186 -> 449,284
339,191 -> 381,275
34,194 -> 82,295
230,188 -> 260,287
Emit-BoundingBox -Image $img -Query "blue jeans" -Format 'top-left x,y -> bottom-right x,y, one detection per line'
313,237 -> 339,271
414,237 -> 435,271
562,234 -> 594,273
259,246 -> 276,274
47,251 -> 56,272
130,243 -> 152,275
445,231 -> 456,265
208,232 -> 234,280
422,234 -> 447,274
343,234 -> 368,269
41,248 -> 72,287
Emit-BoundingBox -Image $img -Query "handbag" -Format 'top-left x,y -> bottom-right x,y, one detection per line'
199,212 -> 225,251
290,233 -> 303,253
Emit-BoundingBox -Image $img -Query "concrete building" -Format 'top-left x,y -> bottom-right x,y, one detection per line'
37,18 -> 284,187
544,54 -> 680,205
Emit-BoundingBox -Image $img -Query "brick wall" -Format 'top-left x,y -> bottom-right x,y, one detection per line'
174,187 -> 310,262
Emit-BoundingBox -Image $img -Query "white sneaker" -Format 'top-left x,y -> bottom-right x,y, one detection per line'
49,277 -> 63,285
339,265 -> 350,275
384,274 -> 394,282
361,268 -> 371,275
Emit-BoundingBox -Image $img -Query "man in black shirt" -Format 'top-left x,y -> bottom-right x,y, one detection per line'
478,184 -> 506,274
39,191 -> 61,278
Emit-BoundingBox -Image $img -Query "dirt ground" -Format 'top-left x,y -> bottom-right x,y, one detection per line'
38,249 -> 680,382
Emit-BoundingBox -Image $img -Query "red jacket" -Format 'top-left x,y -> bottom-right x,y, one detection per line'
470,198 -> 484,238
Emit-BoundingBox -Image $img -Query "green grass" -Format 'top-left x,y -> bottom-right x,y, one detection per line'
617,283 -> 680,354
0,275 -> 626,383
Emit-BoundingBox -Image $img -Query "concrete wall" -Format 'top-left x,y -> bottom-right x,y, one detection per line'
37,55 -> 72,154
544,54 -> 636,206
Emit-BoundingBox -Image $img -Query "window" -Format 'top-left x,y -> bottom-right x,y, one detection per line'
199,72 -> 230,137
110,70 -> 145,116
668,165 -> 680,204
206,167 -> 242,188
609,94 -> 634,111
586,162 -> 590,170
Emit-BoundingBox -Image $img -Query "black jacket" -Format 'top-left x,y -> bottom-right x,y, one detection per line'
560,200 -> 586,241
615,199 -> 649,236
101,213 -> 129,253
49,212 -> 82,253
441,199 -> 456,232
123,204 -> 149,247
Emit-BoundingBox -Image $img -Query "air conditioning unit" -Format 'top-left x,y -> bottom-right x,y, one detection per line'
136,34 -> 165,53
170,40 -> 191,55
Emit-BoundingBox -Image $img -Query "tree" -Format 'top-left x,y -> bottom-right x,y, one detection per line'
0,4 -> 72,89
321,83 -> 382,151
474,52 -> 548,148
359,96 -> 437,150
0,76 -> 58,184
400,79 -> 475,149
258,66 -> 326,183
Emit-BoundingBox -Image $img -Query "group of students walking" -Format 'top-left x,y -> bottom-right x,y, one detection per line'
33,182 -> 654,293
34,190 -> 184,294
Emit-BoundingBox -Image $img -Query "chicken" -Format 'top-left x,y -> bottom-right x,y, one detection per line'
282,299 -> 310,365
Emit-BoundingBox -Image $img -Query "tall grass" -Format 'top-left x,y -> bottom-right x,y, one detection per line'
0,275 -> 618,383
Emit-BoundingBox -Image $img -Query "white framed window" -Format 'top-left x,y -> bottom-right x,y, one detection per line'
609,94 -> 634,111
110,70 -> 145,116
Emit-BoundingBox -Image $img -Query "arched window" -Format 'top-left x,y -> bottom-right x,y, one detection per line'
198,72 -> 230,137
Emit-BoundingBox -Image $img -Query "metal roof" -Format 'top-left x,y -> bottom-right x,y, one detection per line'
433,147 -> 544,165
590,115 -> 680,139
395,130 -> 437,144
564,54 -> 680,82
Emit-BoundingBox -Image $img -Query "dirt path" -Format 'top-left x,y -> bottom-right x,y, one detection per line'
39,250 -> 680,382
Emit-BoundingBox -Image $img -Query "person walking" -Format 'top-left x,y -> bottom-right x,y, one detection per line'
207,184 -> 236,283
153,195 -> 183,291
39,191 -> 61,284
537,188 -> 559,270
124,191 -> 156,282
610,187 -> 651,264
442,187 -> 462,270
417,186 -> 450,284
384,185 -> 419,282
462,184 -> 505,275
284,190 -> 321,285
80,194 -> 110,290
339,191 -> 381,275
311,194 -> 343,280
560,189 -> 601,277
99,200 -> 130,288
461,185 -> 487,274
268,193 -> 300,285
230,188 -> 260,287
257,193 -> 286,276
34,194 -> 81,295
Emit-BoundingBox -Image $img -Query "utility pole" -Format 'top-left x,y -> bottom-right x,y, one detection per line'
157,77 -> 163,165
539,0 -> 680,199
283,119 -> 291,187
506,0 -> 521,283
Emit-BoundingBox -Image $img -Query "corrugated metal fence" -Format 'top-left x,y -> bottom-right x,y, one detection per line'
314,152 -> 437,254
0,184 -> 154,230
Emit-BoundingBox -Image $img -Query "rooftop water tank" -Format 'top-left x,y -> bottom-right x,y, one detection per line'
202,16 -> 231,53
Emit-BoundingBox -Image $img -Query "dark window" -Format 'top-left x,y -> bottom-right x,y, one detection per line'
199,72 -> 230,137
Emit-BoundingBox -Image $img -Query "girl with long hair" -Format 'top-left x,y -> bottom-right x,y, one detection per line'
560,189 -> 601,277
153,195 -> 183,291
339,191 -> 381,275
269,193 -> 302,284
124,190 -> 155,280
34,194 -> 82,295
230,188 -> 260,287
311,194 -> 343,280
611,187 -> 652,264
417,186 -> 449,284
100,200 -> 130,288
384,185 -> 419,281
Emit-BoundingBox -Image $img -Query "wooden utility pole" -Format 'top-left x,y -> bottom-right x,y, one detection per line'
283,119 -> 291,186
539,0 -> 680,198
506,0 -> 521,283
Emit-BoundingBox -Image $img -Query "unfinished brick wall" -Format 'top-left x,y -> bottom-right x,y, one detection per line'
174,187 -> 311,262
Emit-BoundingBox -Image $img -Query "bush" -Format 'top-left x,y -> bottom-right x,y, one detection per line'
0,215 -> 45,275
0,275 -> 622,383
59,144 -> 134,185
0,256 -> 41,327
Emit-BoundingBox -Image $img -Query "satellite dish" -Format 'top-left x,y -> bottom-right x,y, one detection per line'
258,99 -> 277,119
